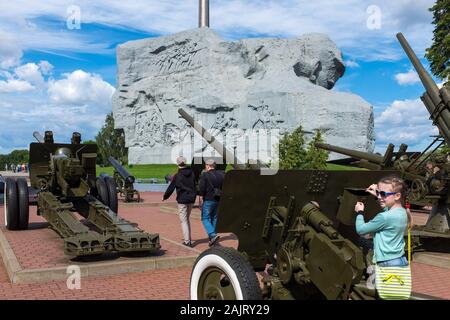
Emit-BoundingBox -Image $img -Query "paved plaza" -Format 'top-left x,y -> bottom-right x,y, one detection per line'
0,188 -> 450,299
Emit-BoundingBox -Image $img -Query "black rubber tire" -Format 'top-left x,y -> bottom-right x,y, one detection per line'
190,246 -> 262,300
16,178 -> 29,230
4,178 -> 19,230
95,177 -> 109,207
104,176 -> 118,213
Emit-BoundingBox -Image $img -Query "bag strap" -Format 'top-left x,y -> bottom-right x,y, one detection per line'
205,171 -> 215,189
407,227 -> 411,264
406,202 -> 411,264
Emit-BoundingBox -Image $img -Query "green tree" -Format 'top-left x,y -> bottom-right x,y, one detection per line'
278,126 -> 307,169
8,150 -> 29,164
0,149 -> 29,170
95,113 -> 128,166
278,126 -> 329,170
425,0 -> 450,84
304,129 -> 329,169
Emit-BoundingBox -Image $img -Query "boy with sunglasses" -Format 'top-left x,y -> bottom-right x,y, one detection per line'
354,176 -> 409,267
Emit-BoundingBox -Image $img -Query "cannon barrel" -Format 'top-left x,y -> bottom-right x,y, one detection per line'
396,33 -> 442,105
301,203 -> 340,239
315,142 -> 383,164
108,156 -> 135,184
397,33 -> 450,145
178,108 -> 246,169
33,131 -> 45,143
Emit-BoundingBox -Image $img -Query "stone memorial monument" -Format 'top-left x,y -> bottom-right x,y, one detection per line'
112,0 -> 374,164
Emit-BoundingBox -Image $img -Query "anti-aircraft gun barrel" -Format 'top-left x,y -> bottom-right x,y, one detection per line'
108,156 -> 135,185
397,33 -> 441,105
178,108 -> 246,169
315,142 -> 383,164
396,33 -> 450,145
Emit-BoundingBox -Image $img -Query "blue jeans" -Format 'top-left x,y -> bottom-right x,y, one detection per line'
201,200 -> 219,238
377,256 -> 408,267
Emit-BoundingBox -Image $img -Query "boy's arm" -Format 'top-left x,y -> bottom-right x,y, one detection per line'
355,212 -> 386,235
163,175 -> 177,200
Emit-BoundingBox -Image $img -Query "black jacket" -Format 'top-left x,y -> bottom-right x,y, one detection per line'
163,167 -> 196,204
199,170 -> 225,201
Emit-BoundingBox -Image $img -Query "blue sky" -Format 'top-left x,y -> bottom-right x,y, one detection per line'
0,0 -> 444,156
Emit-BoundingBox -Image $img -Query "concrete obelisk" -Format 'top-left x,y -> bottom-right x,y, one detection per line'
199,0 -> 209,28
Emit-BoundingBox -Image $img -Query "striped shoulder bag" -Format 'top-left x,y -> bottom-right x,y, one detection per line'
375,227 -> 412,300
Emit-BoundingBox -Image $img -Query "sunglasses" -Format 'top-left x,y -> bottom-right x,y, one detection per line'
376,190 -> 398,198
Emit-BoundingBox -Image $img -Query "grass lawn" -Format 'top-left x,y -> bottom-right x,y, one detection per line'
96,162 -> 362,180
96,164 -> 178,181
326,163 -> 365,171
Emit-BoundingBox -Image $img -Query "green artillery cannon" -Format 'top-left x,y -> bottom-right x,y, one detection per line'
3,131 -> 160,257
316,33 -> 450,252
108,156 -> 141,203
178,108 -> 405,300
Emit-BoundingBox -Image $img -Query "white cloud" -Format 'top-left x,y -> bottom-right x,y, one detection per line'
38,60 -> 53,75
48,70 -> 115,108
345,60 -> 360,68
14,63 -> 45,87
395,69 -> 420,85
374,98 -> 438,151
0,79 -> 34,93
0,31 -> 23,68
0,68 -> 115,153
0,61 -> 53,93
0,0 -> 436,62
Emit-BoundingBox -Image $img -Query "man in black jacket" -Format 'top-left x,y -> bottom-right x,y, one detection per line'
199,159 -> 225,246
163,156 -> 196,247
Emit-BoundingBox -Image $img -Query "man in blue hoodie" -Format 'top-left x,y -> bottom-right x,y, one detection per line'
199,159 -> 225,246
163,156 -> 197,247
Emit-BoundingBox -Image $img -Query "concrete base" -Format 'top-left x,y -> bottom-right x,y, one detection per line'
0,194 -> 208,284
0,225 -> 200,284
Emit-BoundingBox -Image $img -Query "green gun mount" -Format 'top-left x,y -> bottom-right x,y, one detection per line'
4,131 -> 160,257
178,108 -> 394,300
108,156 -> 141,203
316,33 -> 450,252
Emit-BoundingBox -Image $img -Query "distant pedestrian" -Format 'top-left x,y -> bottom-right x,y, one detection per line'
199,159 -> 224,246
163,156 -> 197,247
17,164 -> 21,173
4,163 -> 7,171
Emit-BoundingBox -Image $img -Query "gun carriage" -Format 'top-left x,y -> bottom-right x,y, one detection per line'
179,31 -> 445,299
3,131 -> 160,257
178,108 -> 400,300
107,156 -> 141,203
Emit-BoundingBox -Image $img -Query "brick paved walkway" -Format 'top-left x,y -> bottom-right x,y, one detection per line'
0,192 -> 449,300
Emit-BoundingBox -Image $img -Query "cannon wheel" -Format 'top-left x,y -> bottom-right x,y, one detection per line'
16,178 -> 29,230
95,177 -> 109,208
4,178 -> 19,230
104,176 -> 118,213
190,246 -> 262,300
